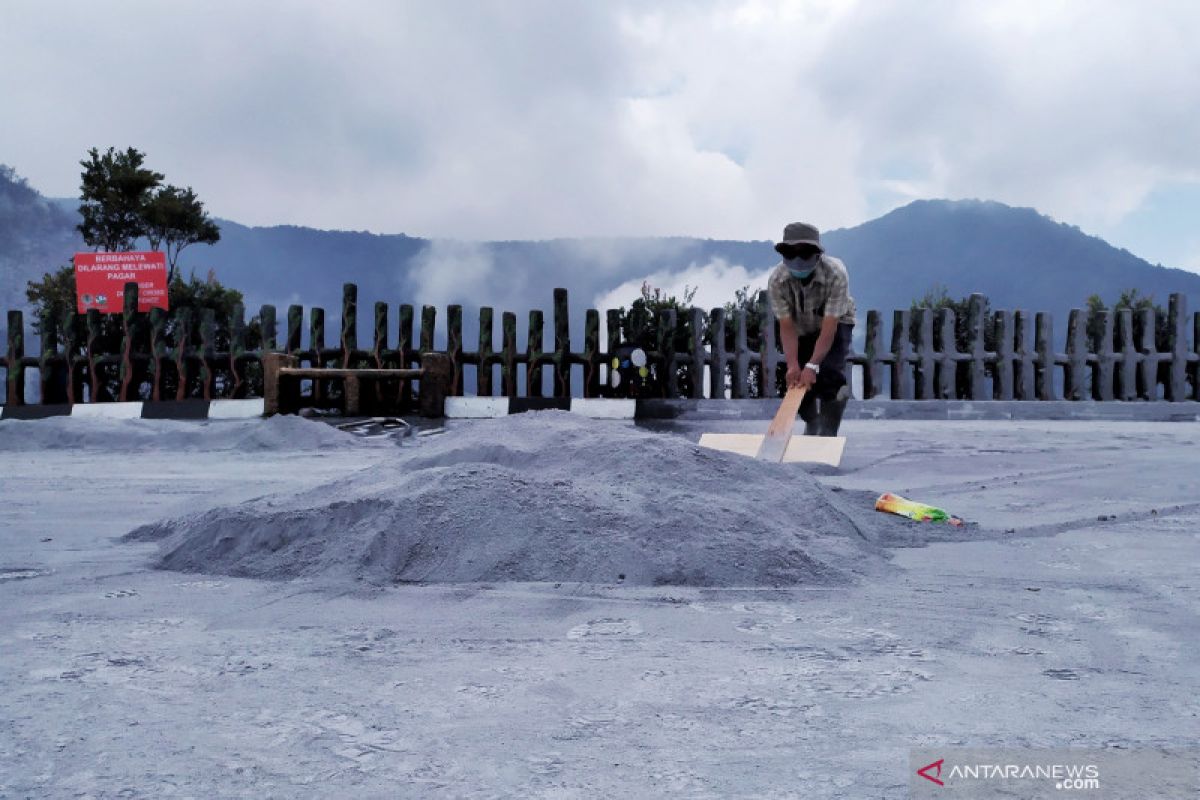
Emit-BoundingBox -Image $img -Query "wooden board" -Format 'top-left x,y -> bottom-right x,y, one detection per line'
699,433 -> 846,467
754,386 -> 806,462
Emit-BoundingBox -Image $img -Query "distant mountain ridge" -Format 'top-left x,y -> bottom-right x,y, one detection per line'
3,167 -> 1199,349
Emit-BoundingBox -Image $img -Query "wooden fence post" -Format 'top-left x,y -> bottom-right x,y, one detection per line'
890,309 -> 913,400
38,309 -> 65,404
199,308 -> 216,400
148,308 -> 166,402
1014,311 -> 1035,400
966,294 -> 987,400
477,307 -> 495,397
286,305 -> 303,354
730,308 -> 748,399
1115,309 -> 1137,401
553,289 -> 570,398
760,301 -> 780,399
863,310 -> 885,399
172,308 -> 191,401
398,304 -> 414,407
689,307 -> 706,399
119,283 -> 139,402
994,310 -> 1015,401
418,352 -> 452,416
310,307 -> 326,404
262,352 -> 299,416
526,309 -> 544,397
1193,309 -> 1200,401
373,301 -> 388,367
936,309 -> 958,400
658,308 -> 677,398
230,302 -> 247,398
447,304 -> 464,396
341,283 -> 358,368
1064,309 -> 1088,400
372,301 -> 389,409
708,308 -> 727,400
914,308 -> 935,399
260,304 -> 277,352
1093,310 -> 1115,401
62,312 -> 81,403
6,310 -> 23,406
1166,294 -> 1189,401
502,311 -> 518,397
1034,312 -> 1056,400
583,309 -> 601,398
1138,307 -> 1158,400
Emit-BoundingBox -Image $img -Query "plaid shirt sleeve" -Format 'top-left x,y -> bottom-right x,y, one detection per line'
766,265 -> 793,321
821,257 -> 852,319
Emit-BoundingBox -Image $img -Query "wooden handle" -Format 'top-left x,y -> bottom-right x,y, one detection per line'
755,385 -> 807,461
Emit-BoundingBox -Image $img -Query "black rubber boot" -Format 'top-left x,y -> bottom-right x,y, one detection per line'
816,398 -> 847,437
799,392 -> 820,436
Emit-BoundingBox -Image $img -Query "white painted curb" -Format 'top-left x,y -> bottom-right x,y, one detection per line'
70,402 -> 144,419
570,399 -> 636,419
445,397 -> 509,418
209,399 -> 266,419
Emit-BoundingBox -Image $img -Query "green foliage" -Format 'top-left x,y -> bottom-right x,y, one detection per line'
908,284 -> 994,353
722,285 -> 774,395
25,263 -> 79,334
1083,288 -> 1168,353
611,281 -> 701,396
612,281 -> 781,398
908,285 -> 994,398
145,185 -> 221,281
77,147 -> 164,252
1083,288 -> 1175,398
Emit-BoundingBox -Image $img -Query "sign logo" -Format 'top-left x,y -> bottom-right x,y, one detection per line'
74,251 -> 168,313
917,758 -> 945,786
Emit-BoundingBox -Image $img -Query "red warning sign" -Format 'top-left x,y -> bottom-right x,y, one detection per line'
74,251 -> 169,314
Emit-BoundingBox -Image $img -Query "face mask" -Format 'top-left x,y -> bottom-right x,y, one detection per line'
786,253 -> 819,279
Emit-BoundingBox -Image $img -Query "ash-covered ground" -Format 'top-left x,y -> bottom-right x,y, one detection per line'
1,414 -> 1198,798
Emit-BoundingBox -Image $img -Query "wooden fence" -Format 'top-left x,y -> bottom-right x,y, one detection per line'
3,282 -> 1199,407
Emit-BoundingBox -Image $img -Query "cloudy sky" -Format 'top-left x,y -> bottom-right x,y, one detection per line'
3,0 -> 1199,273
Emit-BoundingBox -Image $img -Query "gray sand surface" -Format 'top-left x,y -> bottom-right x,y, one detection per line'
0,414 -> 366,452
2,415 -> 1198,797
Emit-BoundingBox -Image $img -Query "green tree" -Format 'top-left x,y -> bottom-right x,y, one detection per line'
77,147 -> 164,252
145,184 -> 221,283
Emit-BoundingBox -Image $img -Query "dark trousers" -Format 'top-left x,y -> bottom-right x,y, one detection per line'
795,323 -> 854,421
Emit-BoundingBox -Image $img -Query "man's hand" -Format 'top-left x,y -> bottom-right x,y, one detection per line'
799,366 -> 817,390
786,362 -> 805,389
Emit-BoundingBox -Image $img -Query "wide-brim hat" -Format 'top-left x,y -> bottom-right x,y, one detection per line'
774,221 -> 824,254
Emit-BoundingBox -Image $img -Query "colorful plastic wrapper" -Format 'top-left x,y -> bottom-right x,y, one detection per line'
875,492 -> 964,526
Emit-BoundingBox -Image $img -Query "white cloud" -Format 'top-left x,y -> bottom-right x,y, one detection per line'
1,0 -> 1199,267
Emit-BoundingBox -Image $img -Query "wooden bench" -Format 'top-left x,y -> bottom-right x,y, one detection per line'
262,352 -> 452,417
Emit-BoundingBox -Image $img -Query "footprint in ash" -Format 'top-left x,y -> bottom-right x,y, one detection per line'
566,618 -> 643,640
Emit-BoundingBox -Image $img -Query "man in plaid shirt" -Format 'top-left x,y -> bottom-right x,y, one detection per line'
766,221 -> 856,437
